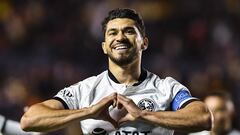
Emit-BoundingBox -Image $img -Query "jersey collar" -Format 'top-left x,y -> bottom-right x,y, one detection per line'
108,68 -> 147,86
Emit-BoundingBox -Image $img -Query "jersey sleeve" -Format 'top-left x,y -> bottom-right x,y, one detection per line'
164,77 -> 198,111
53,83 -> 80,110
171,89 -> 199,111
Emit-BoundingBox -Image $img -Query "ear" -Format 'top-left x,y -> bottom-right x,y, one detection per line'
141,37 -> 149,51
102,42 -> 107,54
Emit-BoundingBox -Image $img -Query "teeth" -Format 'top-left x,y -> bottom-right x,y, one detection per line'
115,46 -> 128,50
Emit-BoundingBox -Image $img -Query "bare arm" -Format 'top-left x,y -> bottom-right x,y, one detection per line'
140,101 -> 212,132
117,94 -> 213,133
20,99 -> 89,132
20,93 -> 118,132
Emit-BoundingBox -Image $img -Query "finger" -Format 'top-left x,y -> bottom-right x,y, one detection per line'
117,95 -> 141,115
117,94 -> 127,103
117,102 -> 123,109
99,93 -> 117,106
117,94 -> 133,106
111,93 -> 118,108
112,94 -> 117,108
106,115 -> 118,129
111,92 -> 117,97
118,115 -> 128,125
116,94 -> 124,109
117,94 -> 129,101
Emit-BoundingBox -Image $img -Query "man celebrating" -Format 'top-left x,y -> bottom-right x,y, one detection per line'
20,8 -> 212,135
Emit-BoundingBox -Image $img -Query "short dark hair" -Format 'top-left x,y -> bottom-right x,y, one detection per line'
101,8 -> 145,37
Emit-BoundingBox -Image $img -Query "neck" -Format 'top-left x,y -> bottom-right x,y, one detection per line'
108,59 -> 141,86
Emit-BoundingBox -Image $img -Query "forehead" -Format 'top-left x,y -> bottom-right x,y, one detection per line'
106,18 -> 137,30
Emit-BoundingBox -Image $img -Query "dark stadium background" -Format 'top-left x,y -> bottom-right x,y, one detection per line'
0,0 -> 239,134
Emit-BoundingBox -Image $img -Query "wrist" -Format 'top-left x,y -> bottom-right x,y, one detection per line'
83,107 -> 93,119
132,109 -> 144,121
139,110 -> 151,120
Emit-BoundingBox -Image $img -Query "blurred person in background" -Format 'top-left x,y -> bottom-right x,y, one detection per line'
0,77 -> 42,135
189,90 -> 240,135
20,8 -> 212,135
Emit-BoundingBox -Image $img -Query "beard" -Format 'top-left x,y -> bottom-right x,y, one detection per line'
107,48 -> 138,66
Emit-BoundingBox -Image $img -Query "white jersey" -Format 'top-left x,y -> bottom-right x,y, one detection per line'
54,70 -> 197,135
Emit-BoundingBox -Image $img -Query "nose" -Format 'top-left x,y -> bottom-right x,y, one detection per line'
116,31 -> 126,42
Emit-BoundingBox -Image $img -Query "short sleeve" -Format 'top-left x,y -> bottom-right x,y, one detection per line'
171,89 -> 198,111
53,84 -> 80,110
163,77 -> 198,111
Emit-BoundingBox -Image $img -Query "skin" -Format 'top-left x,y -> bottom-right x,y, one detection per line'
20,93 -> 118,133
102,18 -> 148,86
20,18 -> 212,133
204,96 -> 234,135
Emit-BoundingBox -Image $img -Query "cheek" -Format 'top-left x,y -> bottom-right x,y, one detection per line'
135,36 -> 143,46
105,38 -> 114,46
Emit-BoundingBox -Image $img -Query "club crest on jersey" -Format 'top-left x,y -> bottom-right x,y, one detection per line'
137,98 -> 155,111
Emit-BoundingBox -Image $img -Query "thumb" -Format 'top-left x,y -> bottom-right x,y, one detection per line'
118,115 -> 128,126
105,115 -> 118,129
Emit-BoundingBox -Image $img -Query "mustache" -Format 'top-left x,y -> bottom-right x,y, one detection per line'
111,40 -> 131,47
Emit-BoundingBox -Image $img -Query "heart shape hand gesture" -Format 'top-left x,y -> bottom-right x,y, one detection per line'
116,94 -> 142,125
89,93 -> 143,129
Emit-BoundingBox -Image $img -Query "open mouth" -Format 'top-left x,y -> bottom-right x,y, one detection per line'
113,43 -> 130,50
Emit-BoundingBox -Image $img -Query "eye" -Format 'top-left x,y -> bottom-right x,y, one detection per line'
125,29 -> 136,34
108,31 -> 117,36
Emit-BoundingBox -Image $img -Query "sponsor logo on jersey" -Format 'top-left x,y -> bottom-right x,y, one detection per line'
137,98 -> 156,111
60,89 -> 73,97
91,128 -> 151,135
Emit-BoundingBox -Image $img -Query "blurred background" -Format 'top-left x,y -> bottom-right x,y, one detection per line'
0,0 -> 240,134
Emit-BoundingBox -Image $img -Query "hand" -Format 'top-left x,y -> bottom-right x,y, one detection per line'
117,94 -> 142,125
89,93 -> 118,128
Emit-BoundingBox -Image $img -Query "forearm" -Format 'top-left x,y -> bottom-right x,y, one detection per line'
20,103 -> 90,132
140,101 -> 212,132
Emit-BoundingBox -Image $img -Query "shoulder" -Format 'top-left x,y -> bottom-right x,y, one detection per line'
147,71 -> 189,94
60,71 -> 108,93
147,71 -> 179,86
75,70 -> 108,86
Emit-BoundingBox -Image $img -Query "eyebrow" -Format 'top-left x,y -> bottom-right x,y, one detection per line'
107,26 -> 136,33
124,26 -> 135,30
107,28 -> 117,33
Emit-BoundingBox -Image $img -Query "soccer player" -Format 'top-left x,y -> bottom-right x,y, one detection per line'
189,91 -> 240,135
20,8 -> 212,135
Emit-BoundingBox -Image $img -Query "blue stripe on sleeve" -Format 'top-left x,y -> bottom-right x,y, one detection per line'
171,90 -> 193,111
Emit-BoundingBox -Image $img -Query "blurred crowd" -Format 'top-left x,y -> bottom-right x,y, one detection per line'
0,0 -> 240,134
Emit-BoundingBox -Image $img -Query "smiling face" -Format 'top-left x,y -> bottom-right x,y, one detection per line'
102,18 -> 148,66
